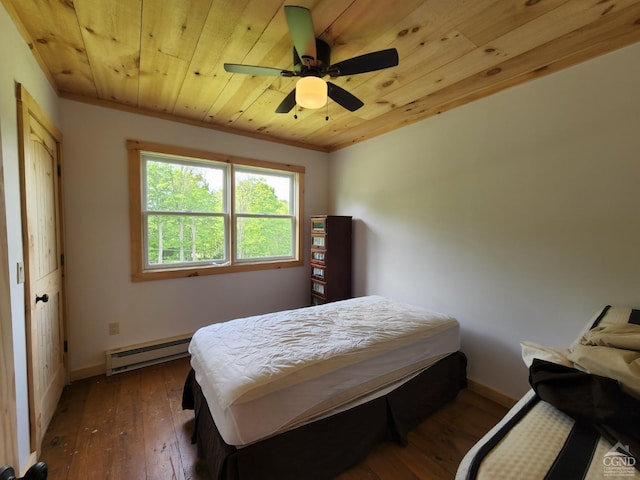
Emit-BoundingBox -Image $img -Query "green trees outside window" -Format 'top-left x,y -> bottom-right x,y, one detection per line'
234,171 -> 293,260
145,159 -> 226,265
128,140 -> 304,281
143,155 -> 296,268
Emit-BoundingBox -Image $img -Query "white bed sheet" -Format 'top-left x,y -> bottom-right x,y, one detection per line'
189,295 -> 460,446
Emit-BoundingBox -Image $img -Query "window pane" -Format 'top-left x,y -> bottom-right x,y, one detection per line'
145,159 -> 224,213
146,214 -> 226,265
235,170 -> 292,215
130,142 -> 304,280
236,217 -> 293,259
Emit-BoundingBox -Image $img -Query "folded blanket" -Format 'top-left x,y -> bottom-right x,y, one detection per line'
567,306 -> 640,397
579,306 -> 640,350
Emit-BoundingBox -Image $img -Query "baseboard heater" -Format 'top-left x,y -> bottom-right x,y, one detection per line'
105,334 -> 192,376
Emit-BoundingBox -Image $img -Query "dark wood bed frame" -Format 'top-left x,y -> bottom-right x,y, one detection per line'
182,351 -> 467,480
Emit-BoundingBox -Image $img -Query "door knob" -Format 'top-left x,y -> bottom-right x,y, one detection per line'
35,293 -> 49,304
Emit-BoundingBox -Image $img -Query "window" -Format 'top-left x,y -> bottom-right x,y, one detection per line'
128,140 -> 304,281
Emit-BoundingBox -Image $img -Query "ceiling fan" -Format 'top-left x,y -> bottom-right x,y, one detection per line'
223,5 -> 399,114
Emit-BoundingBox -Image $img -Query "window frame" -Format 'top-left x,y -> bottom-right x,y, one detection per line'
127,140 -> 305,282
233,165 -> 298,264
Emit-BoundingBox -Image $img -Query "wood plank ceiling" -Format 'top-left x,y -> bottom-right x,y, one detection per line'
4,0 -> 640,152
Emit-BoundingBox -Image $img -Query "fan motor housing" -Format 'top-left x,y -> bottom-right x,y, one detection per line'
294,38 -> 331,76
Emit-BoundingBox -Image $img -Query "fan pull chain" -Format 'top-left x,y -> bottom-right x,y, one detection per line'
294,104 -> 298,119
325,101 -> 329,121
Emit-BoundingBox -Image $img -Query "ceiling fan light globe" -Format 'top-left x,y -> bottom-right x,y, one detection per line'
296,76 -> 327,109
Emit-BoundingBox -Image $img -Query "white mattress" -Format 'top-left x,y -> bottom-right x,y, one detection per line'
458,304 -> 640,480
456,390 -> 640,480
189,295 -> 460,446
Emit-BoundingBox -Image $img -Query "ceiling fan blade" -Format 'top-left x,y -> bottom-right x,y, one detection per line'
275,88 -> 297,113
327,82 -> 364,112
224,63 -> 295,77
284,6 -> 317,63
328,48 -> 399,77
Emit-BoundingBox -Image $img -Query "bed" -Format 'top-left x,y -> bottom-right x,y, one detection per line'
456,305 -> 640,480
182,295 -> 467,479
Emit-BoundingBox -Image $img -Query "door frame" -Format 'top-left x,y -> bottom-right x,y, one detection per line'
0,103 -> 19,471
16,82 -> 68,455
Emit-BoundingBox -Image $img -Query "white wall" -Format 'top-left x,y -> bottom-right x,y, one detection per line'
0,3 -> 61,469
60,100 -> 330,373
330,42 -> 640,399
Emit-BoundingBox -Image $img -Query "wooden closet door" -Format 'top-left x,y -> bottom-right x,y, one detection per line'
18,84 -> 67,455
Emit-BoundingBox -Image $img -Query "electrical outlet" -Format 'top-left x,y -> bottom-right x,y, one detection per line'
108,322 -> 120,335
17,262 -> 25,284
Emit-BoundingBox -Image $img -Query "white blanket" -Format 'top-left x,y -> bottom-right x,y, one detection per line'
189,295 -> 458,409
568,306 -> 640,397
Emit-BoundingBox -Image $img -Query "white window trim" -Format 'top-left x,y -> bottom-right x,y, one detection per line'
127,140 -> 305,282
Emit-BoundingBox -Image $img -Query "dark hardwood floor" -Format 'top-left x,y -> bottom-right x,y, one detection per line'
40,358 -> 508,479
